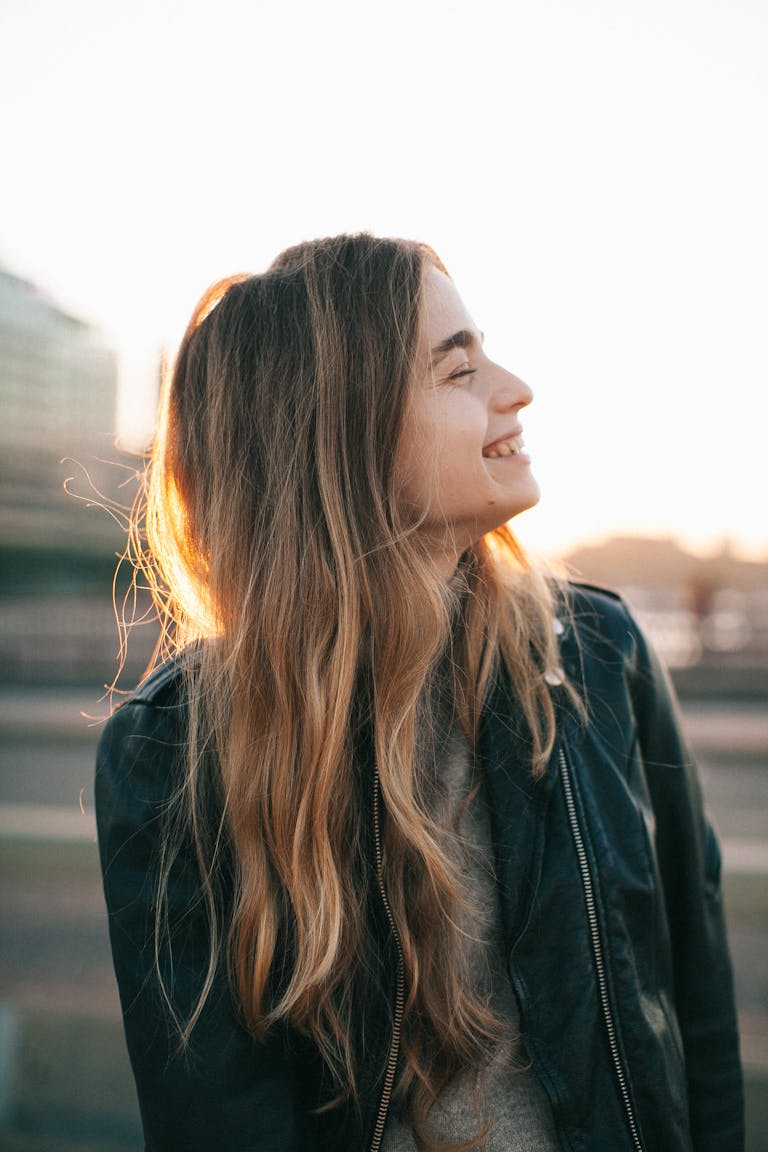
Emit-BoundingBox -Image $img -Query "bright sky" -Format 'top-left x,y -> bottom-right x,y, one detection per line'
1,0 -> 766,559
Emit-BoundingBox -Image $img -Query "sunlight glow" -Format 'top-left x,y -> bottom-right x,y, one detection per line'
1,0 -> 765,558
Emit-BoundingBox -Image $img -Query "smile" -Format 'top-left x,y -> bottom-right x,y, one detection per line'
483,433 -> 524,459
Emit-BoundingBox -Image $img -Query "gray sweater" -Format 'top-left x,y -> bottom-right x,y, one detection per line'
381,718 -> 559,1151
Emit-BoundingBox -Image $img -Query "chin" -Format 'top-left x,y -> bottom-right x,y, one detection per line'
503,477 -> 541,522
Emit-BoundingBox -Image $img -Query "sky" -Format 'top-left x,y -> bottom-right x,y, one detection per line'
1,0 -> 766,559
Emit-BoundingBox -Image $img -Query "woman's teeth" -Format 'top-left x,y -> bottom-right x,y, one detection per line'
484,436 -> 522,459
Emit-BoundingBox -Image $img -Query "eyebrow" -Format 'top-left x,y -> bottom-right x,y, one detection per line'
429,328 -> 484,365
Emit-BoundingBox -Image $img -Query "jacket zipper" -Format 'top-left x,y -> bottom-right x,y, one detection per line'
369,767 -> 405,1152
558,748 -> 645,1152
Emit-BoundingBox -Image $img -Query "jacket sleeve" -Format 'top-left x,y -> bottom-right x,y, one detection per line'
95,698 -> 312,1152
626,616 -> 745,1151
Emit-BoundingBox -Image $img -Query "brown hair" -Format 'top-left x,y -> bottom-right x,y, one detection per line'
131,234 -> 562,1149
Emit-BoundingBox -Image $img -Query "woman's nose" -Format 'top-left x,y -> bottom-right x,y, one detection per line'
491,371 -> 533,411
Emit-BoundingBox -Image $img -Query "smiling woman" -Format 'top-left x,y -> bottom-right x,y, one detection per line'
95,233 -> 744,1152
395,266 -> 539,575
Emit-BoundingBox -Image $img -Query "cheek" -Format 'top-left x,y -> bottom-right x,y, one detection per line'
393,394 -> 486,515
425,394 -> 484,457
394,433 -> 437,512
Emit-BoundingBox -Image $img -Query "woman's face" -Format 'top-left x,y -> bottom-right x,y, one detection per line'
395,264 -> 539,571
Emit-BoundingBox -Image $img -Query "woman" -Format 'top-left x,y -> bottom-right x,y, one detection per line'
96,234 -> 744,1151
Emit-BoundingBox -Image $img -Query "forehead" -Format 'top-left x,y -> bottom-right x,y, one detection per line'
422,265 -> 477,344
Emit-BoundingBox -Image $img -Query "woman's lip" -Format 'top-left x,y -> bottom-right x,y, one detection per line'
483,428 -> 523,453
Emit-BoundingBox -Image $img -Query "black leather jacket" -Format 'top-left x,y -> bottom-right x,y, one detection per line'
95,584 -> 744,1151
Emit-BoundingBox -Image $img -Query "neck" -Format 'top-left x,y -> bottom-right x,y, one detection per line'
422,528 -> 472,584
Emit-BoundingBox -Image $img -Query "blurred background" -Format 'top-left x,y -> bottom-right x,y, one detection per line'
0,0 -> 766,1148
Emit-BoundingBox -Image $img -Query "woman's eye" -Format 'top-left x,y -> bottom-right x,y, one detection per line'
448,367 -> 477,383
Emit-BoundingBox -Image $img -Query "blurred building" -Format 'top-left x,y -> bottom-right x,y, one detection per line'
0,266 -> 119,554
564,535 -> 768,697
0,266 -> 156,684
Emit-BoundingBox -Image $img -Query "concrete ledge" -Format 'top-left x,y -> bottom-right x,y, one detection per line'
0,804 -> 96,843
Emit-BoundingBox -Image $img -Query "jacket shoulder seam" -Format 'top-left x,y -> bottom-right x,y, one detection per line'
566,578 -> 625,604
117,659 -> 186,708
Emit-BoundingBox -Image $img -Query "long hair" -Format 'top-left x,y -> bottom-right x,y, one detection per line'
131,234 -> 563,1150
